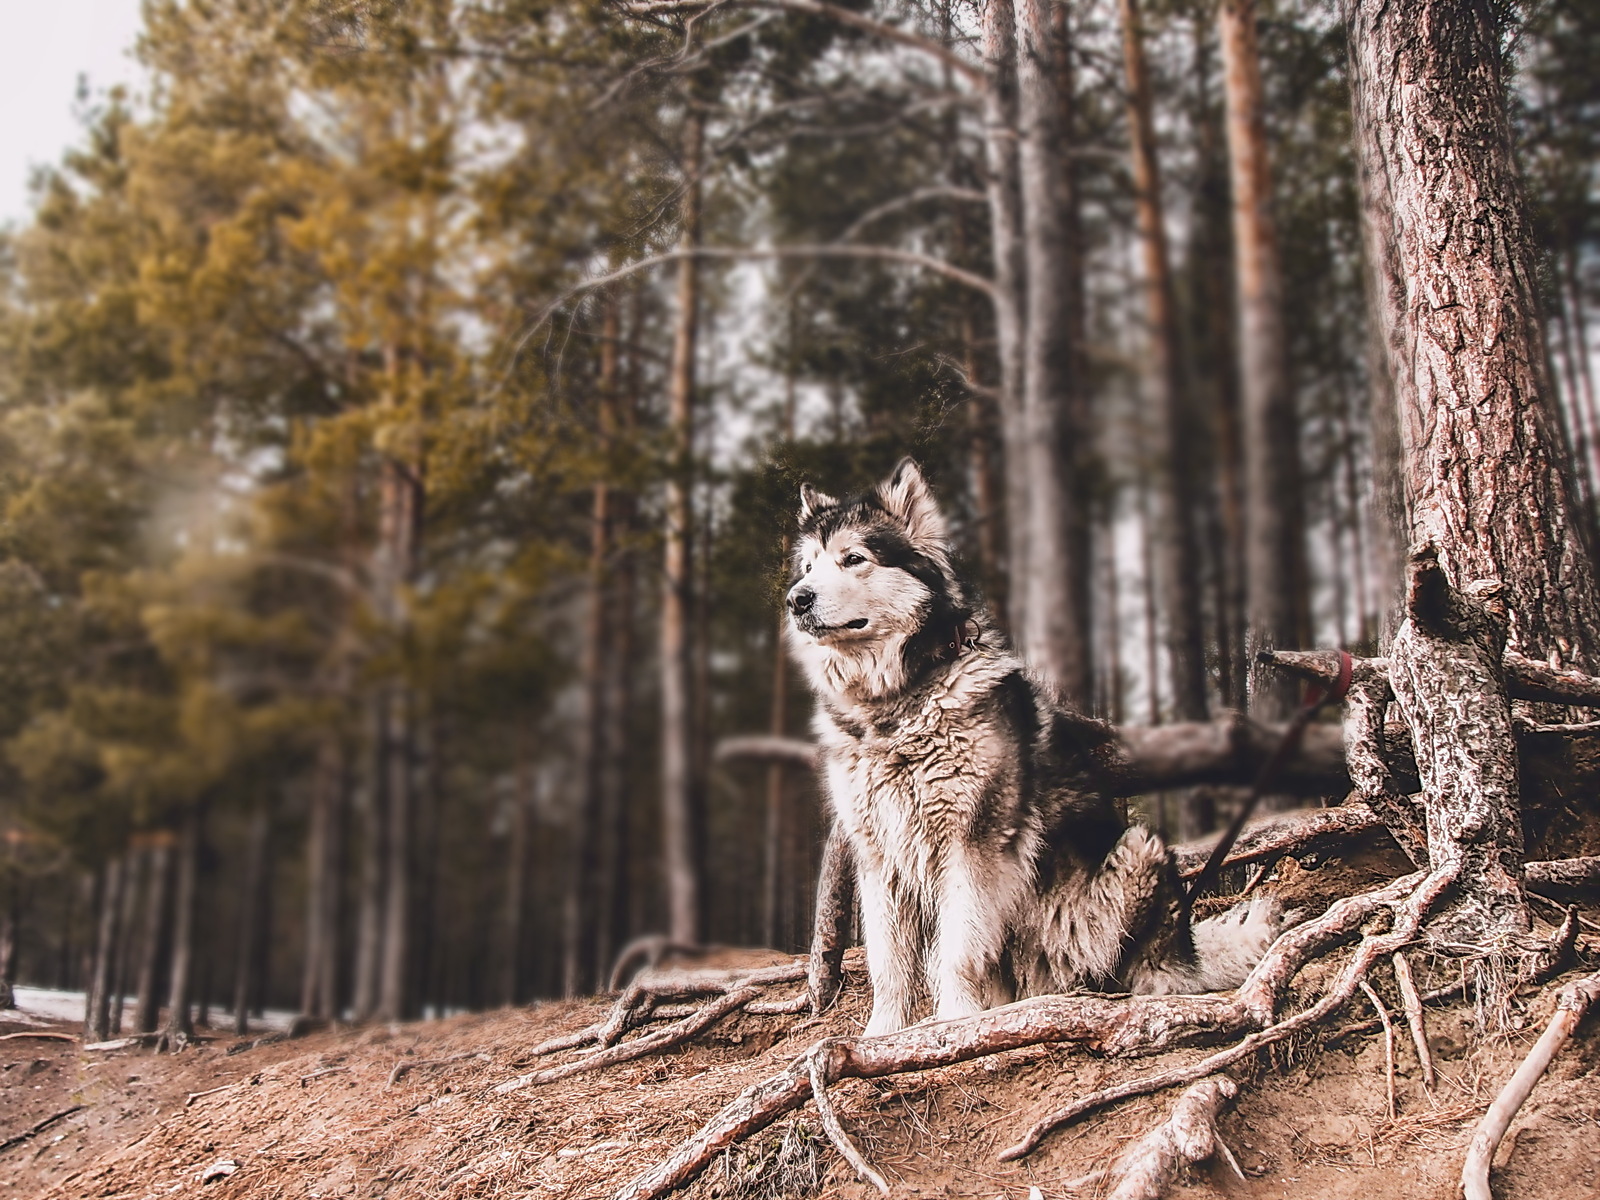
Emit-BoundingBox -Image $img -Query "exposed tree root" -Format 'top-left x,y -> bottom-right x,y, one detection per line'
499,961 -> 808,1094
1359,981 -> 1397,1119
609,870 -> 1433,1200
1392,951 -> 1436,1089
1094,1076 -> 1238,1200
0,1106 -> 84,1155
1461,970 -> 1600,1200
387,1050 -> 489,1086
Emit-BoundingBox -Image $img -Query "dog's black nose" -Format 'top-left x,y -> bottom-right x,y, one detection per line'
788,587 -> 815,615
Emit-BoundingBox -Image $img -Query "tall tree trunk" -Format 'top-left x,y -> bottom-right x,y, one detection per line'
661,111 -> 707,946
1347,0 -> 1600,673
301,737 -> 344,1020
378,684 -> 414,1021
233,806 -> 270,1036
0,869 -> 19,1009
85,857 -> 124,1042
504,761 -> 530,1006
1012,0 -> 1092,705
566,300 -> 622,993
133,841 -> 173,1033
1122,0 -> 1208,722
1219,0 -> 1308,721
981,0 -> 1029,645
161,804 -> 204,1050
351,695 -> 387,1021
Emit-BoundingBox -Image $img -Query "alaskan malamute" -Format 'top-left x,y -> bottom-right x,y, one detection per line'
786,459 -> 1280,1036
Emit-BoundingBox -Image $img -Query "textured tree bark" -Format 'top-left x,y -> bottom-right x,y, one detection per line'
1100,1076 -> 1238,1200
1347,0 -> 1600,671
661,111 -> 707,946
1121,0 -> 1207,722
161,804 -> 204,1050
1012,0 -> 1091,706
1343,676 -> 1428,865
1219,0 -> 1308,725
1389,549 -> 1529,954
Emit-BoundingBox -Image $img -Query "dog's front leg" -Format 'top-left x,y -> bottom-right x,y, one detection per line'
858,864 -> 920,1037
928,852 -> 1008,1022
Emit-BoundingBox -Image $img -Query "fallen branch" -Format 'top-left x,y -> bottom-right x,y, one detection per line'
1098,1076 -> 1238,1200
300,1065 -> 350,1086
0,1031 -> 75,1043
1461,970 -> 1600,1200
1171,803 -> 1384,878
0,1106 -> 84,1155
1260,647 -> 1600,709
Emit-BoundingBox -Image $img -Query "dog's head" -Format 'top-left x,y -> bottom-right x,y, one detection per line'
785,458 -> 972,701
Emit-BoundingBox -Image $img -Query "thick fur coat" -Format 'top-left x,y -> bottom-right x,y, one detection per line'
786,459 -> 1278,1036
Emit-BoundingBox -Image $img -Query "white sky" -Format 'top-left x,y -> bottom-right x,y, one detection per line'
0,1 -> 146,227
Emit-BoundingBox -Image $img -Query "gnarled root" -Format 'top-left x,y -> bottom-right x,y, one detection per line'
611,870 -> 1439,1200
1094,1076 -> 1239,1200
1461,970 -> 1600,1200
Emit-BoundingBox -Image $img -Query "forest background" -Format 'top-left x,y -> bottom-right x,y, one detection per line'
0,0 -> 1594,1043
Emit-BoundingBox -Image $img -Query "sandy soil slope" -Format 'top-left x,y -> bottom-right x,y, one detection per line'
4,875 -> 1599,1200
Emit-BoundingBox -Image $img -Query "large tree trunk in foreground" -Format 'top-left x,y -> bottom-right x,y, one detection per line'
1012,0 -> 1091,705
1122,0 -> 1207,723
661,112 -> 707,946
1348,0 -> 1600,671
1219,0 -> 1307,723
1389,550 -> 1528,956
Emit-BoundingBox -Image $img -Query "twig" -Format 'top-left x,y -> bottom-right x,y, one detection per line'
185,1082 -> 246,1107
1461,970 -> 1600,1200
1359,981 -> 1397,1119
388,1051 -> 488,1086
808,1040 -> 889,1195
1391,952 -> 1436,1089
0,1106 -> 84,1154
300,1065 -> 350,1086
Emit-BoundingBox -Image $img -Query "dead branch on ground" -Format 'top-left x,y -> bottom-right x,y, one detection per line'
1461,970 -> 1600,1200
0,1106 -> 84,1155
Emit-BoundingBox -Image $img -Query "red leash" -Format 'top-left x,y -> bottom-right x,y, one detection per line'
1183,650 -> 1354,906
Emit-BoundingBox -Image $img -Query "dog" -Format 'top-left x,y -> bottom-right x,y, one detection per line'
785,458 -> 1281,1036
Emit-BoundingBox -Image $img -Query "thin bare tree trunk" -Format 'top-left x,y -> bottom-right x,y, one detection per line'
504,761 -> 530,1006
161,805 -> 203,1050
981,0 -> 1029,641
1013,0 -> 1092,704
233,807 -> 270,1036
1122,0 -> 1207,722
86,857 -> 124,1042
567,300 -> 621,994
133,841 -> 172,1033
1219,0 -> 1308,722
352,696 -> 387,1022
661,111 -> 707,946
301,738 -> 344,1020
0,871 -> 17,1009
1347,0 -> 1600,672
378,683 -> 413,1021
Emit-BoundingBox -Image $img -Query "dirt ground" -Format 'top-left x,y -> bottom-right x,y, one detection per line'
4,871 -> 1600,1200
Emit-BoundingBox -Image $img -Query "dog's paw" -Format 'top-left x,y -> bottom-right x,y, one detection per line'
1190,893 -> 1284,989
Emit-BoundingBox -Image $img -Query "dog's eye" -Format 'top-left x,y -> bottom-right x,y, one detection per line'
841,553 -> 865,568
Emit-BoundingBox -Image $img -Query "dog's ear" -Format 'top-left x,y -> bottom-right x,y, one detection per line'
798,483 -> 837,523
877,458 -> 946,553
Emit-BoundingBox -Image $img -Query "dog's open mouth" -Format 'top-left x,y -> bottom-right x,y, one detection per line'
800,616 -> 870,636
